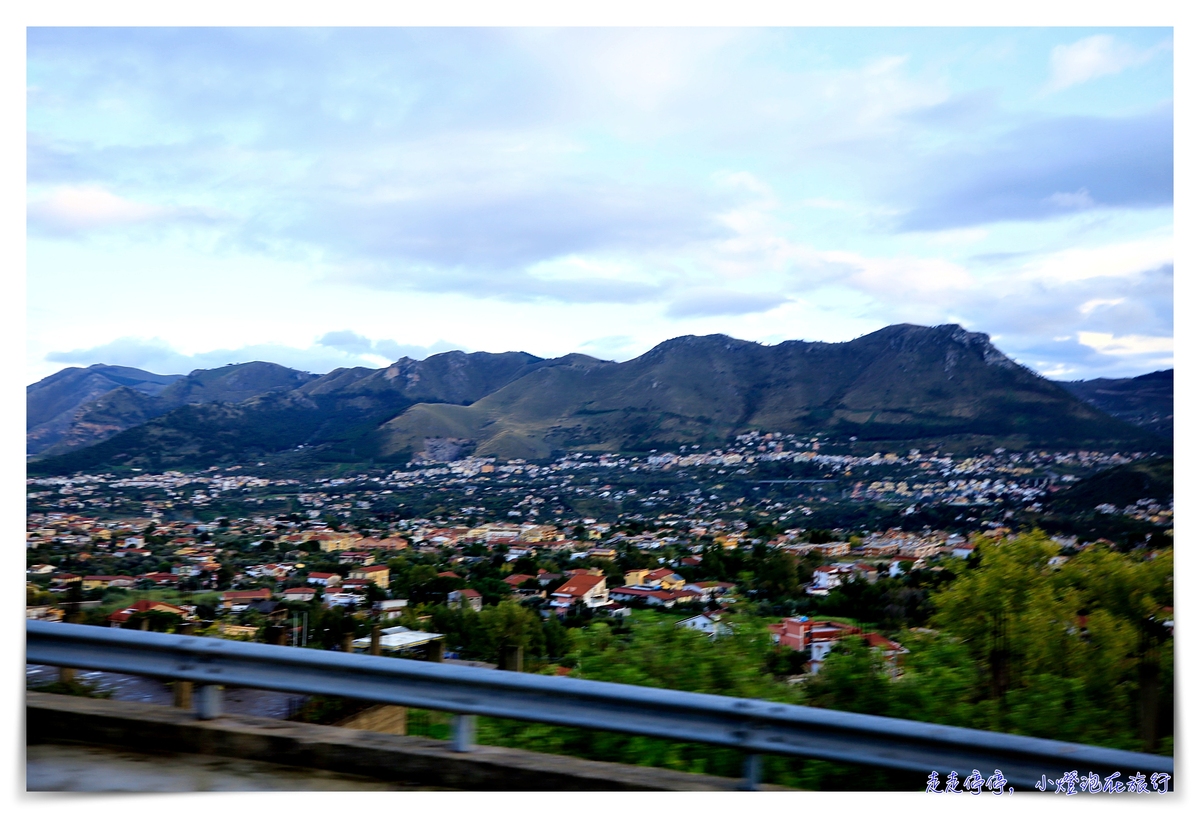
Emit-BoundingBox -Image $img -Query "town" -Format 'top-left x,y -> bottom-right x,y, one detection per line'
27,432 -> 1171,678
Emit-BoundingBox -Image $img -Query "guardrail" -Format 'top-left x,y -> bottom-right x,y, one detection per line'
27,621 -> 1172,790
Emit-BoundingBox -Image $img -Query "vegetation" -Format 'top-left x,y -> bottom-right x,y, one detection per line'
404,532 -> 1172,789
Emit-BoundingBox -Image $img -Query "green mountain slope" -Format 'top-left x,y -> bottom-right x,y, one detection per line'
27,364 -> 183,455
28,362 -> 319,457
1057,370 -> 1173,440
378,325 -> 1160,460
29,325 -> 1164,475
28,350 -> 601,474
1048,457 -> 1173,513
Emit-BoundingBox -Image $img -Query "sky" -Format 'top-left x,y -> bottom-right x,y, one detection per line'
26,26 -> 1174,384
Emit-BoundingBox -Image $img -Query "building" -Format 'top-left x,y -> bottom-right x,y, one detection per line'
107,599 -> 189,627
373,599 -> 408,620
448,588 -> 483,612
81,575 -> 137,591
549,574 -> 609,610
349,565 -> 389,586
282,587 -> 317,603
642,568 -> 685,590
220,589 -> 273,611
675,613 -> 730,637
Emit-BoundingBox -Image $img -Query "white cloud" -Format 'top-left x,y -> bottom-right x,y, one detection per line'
28,185 -> 167,232
1044,188 -> 1096,210
1079,298 -> 1125,315
1046,35 -> 1168,93
1013,236 -> 1173,284
27,184 -> 223,236
1077,331 -> 1173,357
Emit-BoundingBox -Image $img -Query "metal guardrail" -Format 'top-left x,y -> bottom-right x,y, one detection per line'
27,621 -> 1172,790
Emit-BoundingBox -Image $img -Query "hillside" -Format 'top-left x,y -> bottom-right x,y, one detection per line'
28,325 -> 1165,475
28,362 -> 319,457
1057,370 -> 1173,440
1047,457 -> 1173,513
26,364 -> 183,455
377,324 -> 1160,461
28,350 -> 598,474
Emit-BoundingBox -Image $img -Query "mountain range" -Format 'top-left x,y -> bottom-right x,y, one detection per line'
1058,369 -> 1173,440
27,324 -> 1170,475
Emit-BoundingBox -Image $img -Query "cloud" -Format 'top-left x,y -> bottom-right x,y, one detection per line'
1045,35 -> 1169,93
896,108 -> 1172,230
665,289 -> 791,318
305,176 -> 735,292
316,331 -> 461,362
45,334 -> 465,378
27,184 -> 222,236
1076,331 -> 1172,357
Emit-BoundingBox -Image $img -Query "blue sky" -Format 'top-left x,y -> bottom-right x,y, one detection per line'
26,27 -> 1173,383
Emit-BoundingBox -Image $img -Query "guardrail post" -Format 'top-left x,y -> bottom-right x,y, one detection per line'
174,622 -> 195,709
196,684 -> 222,720
370,625 -> 381,656
740,753 -> 762,791
452,714 -> 476,752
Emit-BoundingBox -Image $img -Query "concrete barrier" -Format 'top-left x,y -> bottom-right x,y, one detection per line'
27,692 -> 782,791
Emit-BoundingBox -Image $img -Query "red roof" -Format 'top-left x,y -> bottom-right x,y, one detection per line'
504,574 -> 535,586
222,589 -> 272,600
553,574 -> 605,597
455,588 -> 482,598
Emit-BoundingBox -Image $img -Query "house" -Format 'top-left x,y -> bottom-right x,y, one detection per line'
218,622 -> 260,639
27,564 -> 56,575
312,532 -> 361,553
221,589 -> 273,611
675,613 -> 731,637
550,574 -> 609,610
586,547 -> 618,560
643,568 -> 685,590
282,587 -> 317,603
245,599 -> 288,623
26,605 -> 64,622
306,571 -> 342,586
505,546 -> 536,561
138,572 -> 180,586
324,592 -> 366,608
373,599 -> 409,620
771,616 -> 907,675
448,588 -> 483,612
81,575 -> 137,591
108,599 -> 189,627
608,586 -> 681,607
809,541 -> 851,558
504,573 -> 535,588
951,544 -> 976,559
337,551 -> 372,564
682,581 -> 736,602
623,568 -> 650,586
808,565 -> 847,594
771,617 -> 860,652
851,562 -> 878,583
860,632 -> 909,676
349,565 -> 389,586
